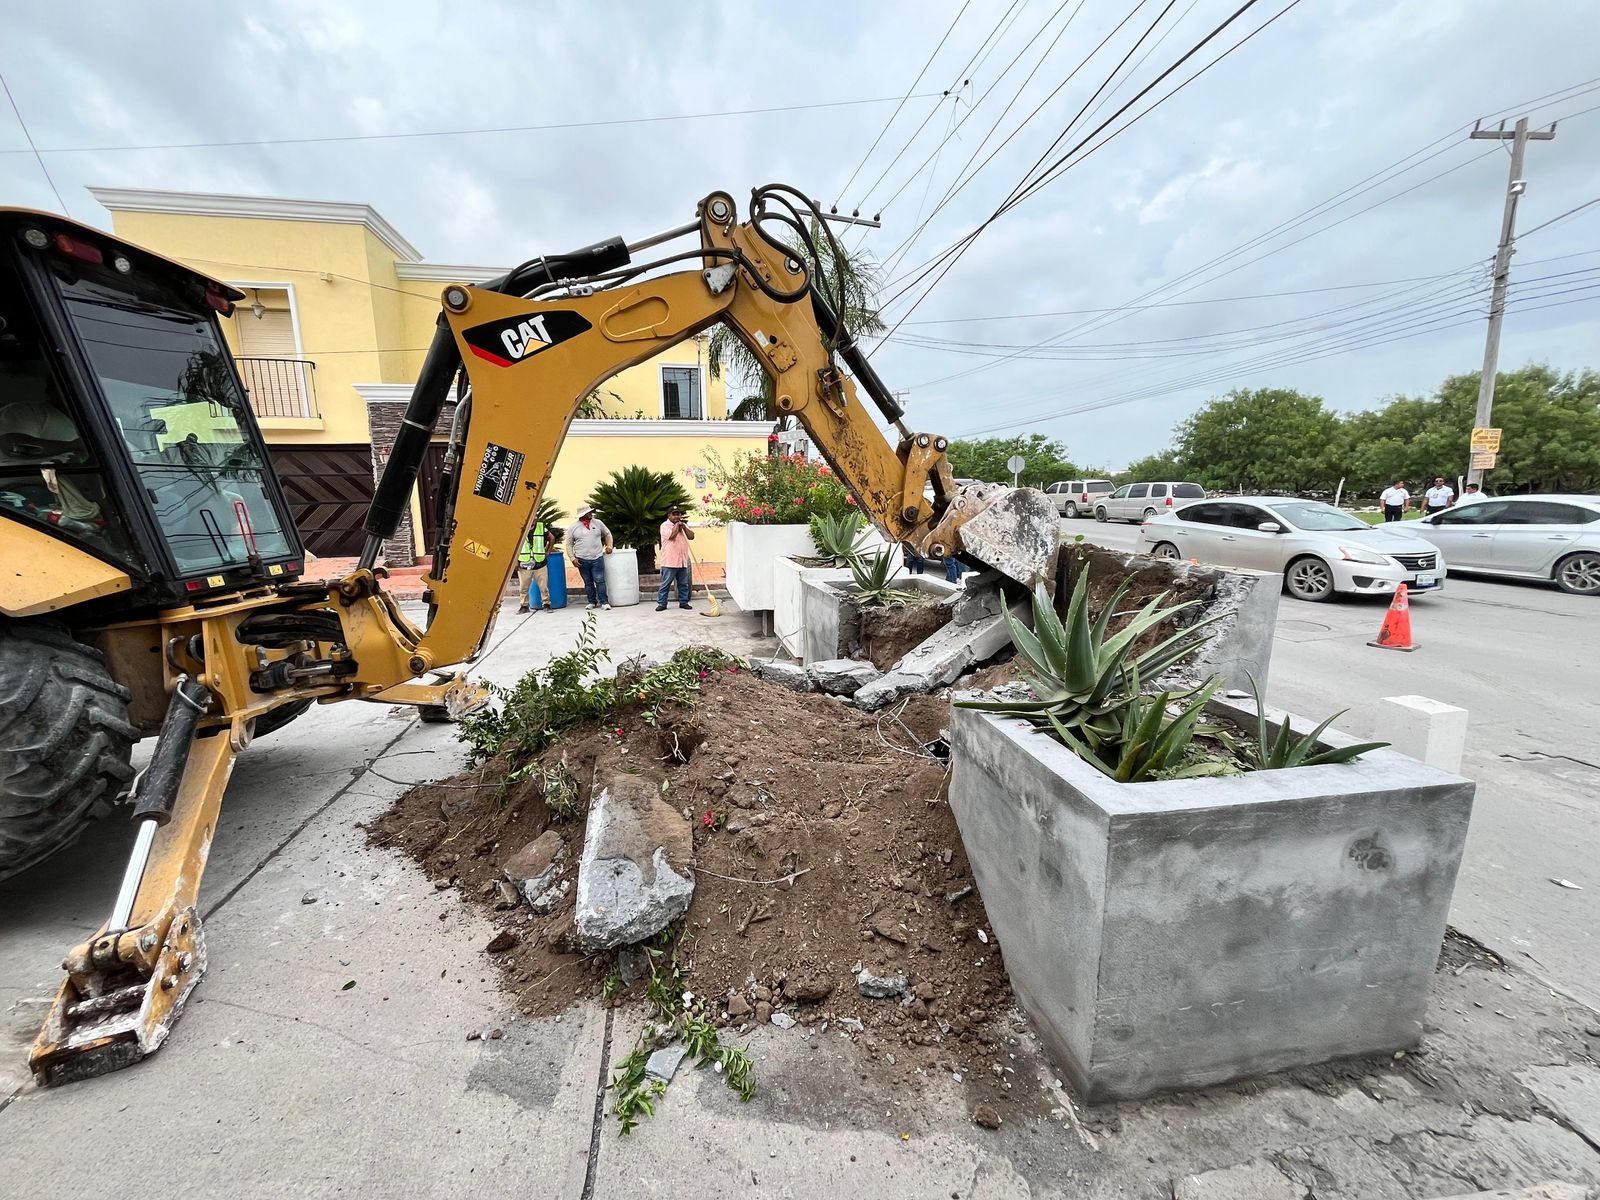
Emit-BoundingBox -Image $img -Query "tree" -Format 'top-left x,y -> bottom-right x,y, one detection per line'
1173,388 -> 1340,493
709,219 -> 885,421
1117,450 -> 1188,484
586,466 -> 692,574
946,433 -> 1080,487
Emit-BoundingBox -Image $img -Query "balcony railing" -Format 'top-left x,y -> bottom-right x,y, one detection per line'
237,357 -> 318,419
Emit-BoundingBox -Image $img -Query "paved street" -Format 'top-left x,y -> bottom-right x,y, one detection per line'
1066,516 -> 1600,1010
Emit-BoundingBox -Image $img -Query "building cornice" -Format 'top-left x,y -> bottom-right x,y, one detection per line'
353,387 -> 768,440
394,262 -> 507,284
88,187 -> 422,262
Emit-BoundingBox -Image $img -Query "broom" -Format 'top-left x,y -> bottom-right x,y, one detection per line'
686,544 -> 721,617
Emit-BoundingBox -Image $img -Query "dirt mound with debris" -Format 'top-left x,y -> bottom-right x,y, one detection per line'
859,597 -> 953,670
367,668 -> 1015,1071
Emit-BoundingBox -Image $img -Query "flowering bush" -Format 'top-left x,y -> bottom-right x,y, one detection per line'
699,449 -> 857,525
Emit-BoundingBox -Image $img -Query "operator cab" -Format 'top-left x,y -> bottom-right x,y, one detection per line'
0,210 -> 304,608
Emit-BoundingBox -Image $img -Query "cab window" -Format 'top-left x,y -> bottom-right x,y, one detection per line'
1498,501 -> 1597,526
1110,484 -> 1131,499
1435,501 -> 1511,525
1127,484 -> 1149,499
1150,484 -> 1169,499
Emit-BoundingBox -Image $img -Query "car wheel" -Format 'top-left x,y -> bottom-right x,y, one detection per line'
1284,556 -> 1335,602
1141,506 -> 1158,521
1554,551 -> 1600,596
1064,502 -> 1079,519
1151,542 -> 1181,560
1094,507 -> 1108,523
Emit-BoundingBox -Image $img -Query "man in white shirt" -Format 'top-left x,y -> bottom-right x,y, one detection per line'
1379,480 -> 1410,523
1423,477 -> 1454,515
566,504 -> 614,610
1455,483 -> 1489,505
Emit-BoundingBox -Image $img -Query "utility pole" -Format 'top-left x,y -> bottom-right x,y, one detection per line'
1465,116 -> 1556,487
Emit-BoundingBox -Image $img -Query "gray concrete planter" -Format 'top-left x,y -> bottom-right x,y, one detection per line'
799,575 -> 957,665
772,557 -> 852,659
948,695 -> 1475,1103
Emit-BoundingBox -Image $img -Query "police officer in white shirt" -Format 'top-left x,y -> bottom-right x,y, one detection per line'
1379,480 -> 1410,523
1423,477 -> 1454,515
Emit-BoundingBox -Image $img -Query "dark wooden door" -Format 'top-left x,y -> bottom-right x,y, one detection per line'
417,443 -> 449,556
268,446 -> 375,556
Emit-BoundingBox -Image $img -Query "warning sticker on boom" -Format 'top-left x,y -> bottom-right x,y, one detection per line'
473,442 -> 524,505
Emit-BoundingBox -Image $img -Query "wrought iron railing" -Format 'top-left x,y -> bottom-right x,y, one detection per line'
236,357 -> 318,419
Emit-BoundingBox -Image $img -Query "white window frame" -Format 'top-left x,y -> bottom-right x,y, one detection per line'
657,362 -> 704,421
225,280 -> 305,358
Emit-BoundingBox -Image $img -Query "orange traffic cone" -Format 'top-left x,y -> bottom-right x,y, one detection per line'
1368,583 -> 1417,652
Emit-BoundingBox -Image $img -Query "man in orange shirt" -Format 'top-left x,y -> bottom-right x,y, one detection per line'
655,505 -> 694,611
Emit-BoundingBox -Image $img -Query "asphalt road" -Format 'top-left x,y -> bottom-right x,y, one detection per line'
1066,515 -> 1600,1009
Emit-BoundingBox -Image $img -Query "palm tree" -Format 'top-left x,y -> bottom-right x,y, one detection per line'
709,220 -> 885,422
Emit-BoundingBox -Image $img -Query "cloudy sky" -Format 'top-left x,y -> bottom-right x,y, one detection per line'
4,0 -> 1596,468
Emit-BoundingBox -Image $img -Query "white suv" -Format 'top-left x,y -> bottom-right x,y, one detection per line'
1096,481 -> 1207,523
1045,479 -> 1115,518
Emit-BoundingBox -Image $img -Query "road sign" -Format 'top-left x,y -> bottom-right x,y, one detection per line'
1006,454 -> 1026,474
1471,427 -> 1502,453
1470,449 -> 1497,470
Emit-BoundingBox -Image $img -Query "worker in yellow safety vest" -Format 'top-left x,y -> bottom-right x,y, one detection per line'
516,520 -> 553,613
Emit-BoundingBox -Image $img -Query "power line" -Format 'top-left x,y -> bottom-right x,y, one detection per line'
0,68 -> 66,212
833,0 -> 973,207
0,92 -> 949,155
1518,194 -> 1600,239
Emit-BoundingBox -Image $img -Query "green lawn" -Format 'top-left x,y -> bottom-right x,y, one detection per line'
1352,510 -> 1425,524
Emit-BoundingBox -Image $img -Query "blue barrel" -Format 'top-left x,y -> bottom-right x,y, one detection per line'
544,550 -> 568,609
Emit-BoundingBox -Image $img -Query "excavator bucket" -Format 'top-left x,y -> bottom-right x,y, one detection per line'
946,484 -> 1061,589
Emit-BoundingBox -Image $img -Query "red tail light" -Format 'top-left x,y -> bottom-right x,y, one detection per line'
184,579 -> 204,592
52,233 -> 103,265
1165,496 -> 1174,506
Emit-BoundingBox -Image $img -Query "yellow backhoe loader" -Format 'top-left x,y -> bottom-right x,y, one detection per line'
0,184 -> 1059,1086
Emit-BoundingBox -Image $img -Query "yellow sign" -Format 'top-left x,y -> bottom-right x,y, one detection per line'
1470,450 -> 1497,470
268,564 -> 284,576
462,539 -> 492,560
205,575 -> 225,588
1470,427 -> 1502,452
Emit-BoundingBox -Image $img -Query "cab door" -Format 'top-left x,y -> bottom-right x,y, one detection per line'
1422,501 -> 1510,571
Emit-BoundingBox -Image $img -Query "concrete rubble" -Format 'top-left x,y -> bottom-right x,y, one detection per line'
1174,1159 -> 1309,1199
855,968 -> 909,999
574,768 -> 695,952
852,603 -> 1024,711
503,829 -> 568,913
750,659 -> 812,692
644,1044 -> 687,1083
804,657 -> 880,697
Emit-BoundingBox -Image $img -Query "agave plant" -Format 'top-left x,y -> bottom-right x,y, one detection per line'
1047,674 -> 1237,782
960,568 -> 1223,741
1241,672 -> 1388,768
849,548 -> 918,607
810,510 -> 867,564
587,466 -> 693,574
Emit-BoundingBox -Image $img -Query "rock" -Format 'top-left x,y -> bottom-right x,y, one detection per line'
1173,1160 -> 1307,1200
617,948 -> 647,987
951,572 -> 1004,626
946,885 -> 973,903
504,830 -> 565,880
728,994 -> 752,1019
488,1028 -> 504,1040
575,770 -> 695,953
752,985 -> 772,1003
913,982 -> 936,1001
856,969 -> 910,999
485,930 -> 517,954
493,880 -> 522,910
852,671 -> 924,712
870,914 -> 909,944
644,1044 -> 688,1083
616,652 -> 665,682
805,658 -> 881,698
752,659 -> 813,692
755,1001 -> 773,1025
839,1017 -> 865,1034
466,1030 -> 482,1041
770,1011 -> 797,1030
785,974 -> 835,1004
526,878 -> 571,915
972,1104 -> 1002,1130
300,892 -> 318,905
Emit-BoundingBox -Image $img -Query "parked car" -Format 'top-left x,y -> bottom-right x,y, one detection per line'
1411,494 -> 1600,596
1095,481 -> 1206,523
1045,478 -> 1115,518
1135,496 -> 1447,602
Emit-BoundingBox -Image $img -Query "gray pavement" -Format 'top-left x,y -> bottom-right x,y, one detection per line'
1064,515 -> 1600,1011
3,586 -> 1598,1197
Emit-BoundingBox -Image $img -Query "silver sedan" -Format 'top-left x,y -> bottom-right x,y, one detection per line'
1412,494 -> 1600,596
1135,497 -> 1447,602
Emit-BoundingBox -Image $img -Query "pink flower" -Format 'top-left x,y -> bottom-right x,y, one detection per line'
845,495 -> 857,507
702,810 -> 716,829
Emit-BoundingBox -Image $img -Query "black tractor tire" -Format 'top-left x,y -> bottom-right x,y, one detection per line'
0,621 -> 140,882
252,698 -> 315,739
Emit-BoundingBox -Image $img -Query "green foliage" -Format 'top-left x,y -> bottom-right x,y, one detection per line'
1242,672 -> 1388,768
1116,450 -> 1188,485
810,510 -> 867,563
1048,677 -> 1236,782
532,496 -> 568,532
946,433 -> 1081,487
700,448 -> 851,524
504,757 -> 582,818
610,1035 -> 666,1135
1173,388 -> 1341,494
848,547 -> 918,607
587,466 -> 693,573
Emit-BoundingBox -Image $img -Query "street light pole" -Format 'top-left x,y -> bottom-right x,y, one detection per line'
1465,116 -> 1556,487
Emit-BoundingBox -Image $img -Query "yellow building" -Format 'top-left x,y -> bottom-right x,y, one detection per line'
87,187 -> 769,566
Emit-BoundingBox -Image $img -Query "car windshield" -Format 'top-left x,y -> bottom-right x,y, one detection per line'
1267,501 -> 1367,532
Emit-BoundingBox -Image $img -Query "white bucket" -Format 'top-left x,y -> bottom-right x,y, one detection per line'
603,547 -> 641,607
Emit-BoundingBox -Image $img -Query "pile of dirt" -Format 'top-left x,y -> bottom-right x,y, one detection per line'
367,667 -> 1015,1072
858,596 -> 953,670
1060,543 -> 1219,656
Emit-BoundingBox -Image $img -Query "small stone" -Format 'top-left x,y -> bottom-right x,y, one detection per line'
504,830 -> 566,881
728,994 -> 752,1019
913,982 -> 936,1001
484,930 -> 517,954
433,879 -> 451,891
940,848 -> 954,865
856,969 -> 910,999
785,974 -> 835,1004
752,986 -> 772,1003
493,880 -> 522,910
755,1001 -> 773,1025
870,915 -> 908,944
972,1104 -> 1001,1130
488,1028 -> 504,1040
466,1030 -> 481,1041
946,885 -> 973,903
440,794 -> 473,820
839,1017 -> 865,1034
752,660 -> 812,692
911,1000 -> 929,1021
771,1011 -> 797,1030
645,1044 -> 688,1082
301,892 -> 318,905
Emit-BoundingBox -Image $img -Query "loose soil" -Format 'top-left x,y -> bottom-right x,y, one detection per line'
367,668 -> 1015,1073
1062,542 -> 1218,656
858,597 -> 952,670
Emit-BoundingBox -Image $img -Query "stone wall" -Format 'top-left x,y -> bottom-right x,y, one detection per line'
363,395 -> 457,567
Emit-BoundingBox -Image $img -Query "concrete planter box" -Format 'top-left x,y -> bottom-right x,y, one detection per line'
948,696 -> 1475,1103
772,557 -> 853,658
800,575 -> 958,666
724,522 -> 815,614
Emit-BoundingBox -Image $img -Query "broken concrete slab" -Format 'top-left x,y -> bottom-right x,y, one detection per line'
644,1043 -> 687,1083
575,770 -> 695,952
856,969 -> 909,999
852,602 -> 1025,710
950,570 -> 1004,626
1518,1065 -> 1600,1148
951,485 -> 1060,587
1174,1159 -> 1308,1199
505,829 -> 569,912
751,659 -> 812,692
615,652 -> 665,682
805,658 -> 881,697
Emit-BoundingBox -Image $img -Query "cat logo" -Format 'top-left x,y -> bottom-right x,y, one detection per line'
462,309 -> 593,367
